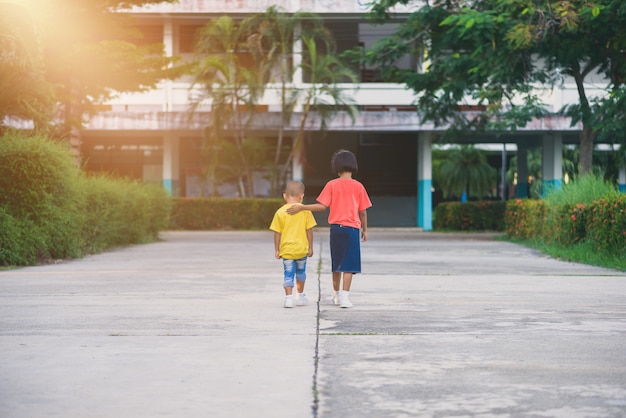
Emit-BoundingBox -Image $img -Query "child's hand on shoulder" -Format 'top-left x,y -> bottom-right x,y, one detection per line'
286,204 -> 302,215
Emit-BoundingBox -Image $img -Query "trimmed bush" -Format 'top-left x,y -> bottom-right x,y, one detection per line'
170,198 -> 283,230
586,195 -> 626,258
0,207 -> 45,265
541,175 -> 619,247
433,200 -> 506,231
0,131 -> 172,266
504,176 -> 625,270
504,199 -> 548,240
0,132 -> 84,260
79,176 -> 171,253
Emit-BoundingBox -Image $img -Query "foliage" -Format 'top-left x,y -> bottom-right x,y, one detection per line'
586,195 -> 626,259
0,0 -> 183,135
433,200 -> 506,231
0,207 -> 44,266
505,175 -> 624,268
504,198 -> 548,239
0,131 -> 85,260
435,145 -> 496,199
591,85 -> 626,147
542,174 -> 620,245
283,34 -> 359,182
247,6 -> 334,195
189,9 -> 358,197
169,198 -> 283,230
79,176 -> 171,253
364,0 -> 626,174
0,3 -> 54,129
190,15 -> 270,197
0,131 -> 171,266
512,238 -> 626,271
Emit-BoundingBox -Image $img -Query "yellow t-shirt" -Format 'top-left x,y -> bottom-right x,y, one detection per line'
269,204 -> 317,260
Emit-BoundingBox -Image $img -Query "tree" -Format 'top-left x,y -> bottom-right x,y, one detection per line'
247,6 -> 325,195
190,15 -> 268,197
279,34 -> 359,183
436,145 -> 496,200
0,0 -> 183,137
191,10 -> 358,197
0,2 -> 54,130
364,0 -> 626,175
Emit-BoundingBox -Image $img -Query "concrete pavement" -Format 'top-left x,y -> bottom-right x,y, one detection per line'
1,230 -> 625,417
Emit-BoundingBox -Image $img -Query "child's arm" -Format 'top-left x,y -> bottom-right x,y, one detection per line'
286,203 -> 327,215
359,210 -> 368,242
274,231 -> 281,259
306,228 -> 314,257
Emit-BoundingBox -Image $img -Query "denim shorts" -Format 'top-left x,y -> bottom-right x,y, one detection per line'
329,224 -> 361,273
282,256 -> 307,288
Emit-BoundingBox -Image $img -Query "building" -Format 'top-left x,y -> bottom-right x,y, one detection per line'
81,0 -> 625,229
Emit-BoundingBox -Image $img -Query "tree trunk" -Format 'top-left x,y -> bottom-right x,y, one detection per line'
578,125 -> 595,175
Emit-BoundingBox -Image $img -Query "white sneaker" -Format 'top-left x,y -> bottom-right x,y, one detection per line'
296,293 -> 309,306
284,296 -> 294,308
332,292 -> 340,306
339,291 -> 353,308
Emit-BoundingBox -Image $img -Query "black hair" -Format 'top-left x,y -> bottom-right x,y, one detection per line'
331,149 -> 358,174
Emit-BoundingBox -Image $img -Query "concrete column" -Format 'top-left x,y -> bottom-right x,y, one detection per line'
619,165 -> 626,193
163,134 -> 180,196
163,19 -> 174,112
516,142 -> 529,198
542,133 -> 563,196
417,132 -> 432,231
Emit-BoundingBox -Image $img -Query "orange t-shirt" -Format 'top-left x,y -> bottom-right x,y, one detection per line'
317,178 -> 372,229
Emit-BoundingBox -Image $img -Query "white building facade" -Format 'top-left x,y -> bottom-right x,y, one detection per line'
81,0 -> 620,229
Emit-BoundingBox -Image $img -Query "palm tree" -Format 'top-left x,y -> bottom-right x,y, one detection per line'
278,34 -> 359,183
248,7 -> 329,194
437,145 -> 496,201
190,16 -> 267,197
506,147 -> 579,199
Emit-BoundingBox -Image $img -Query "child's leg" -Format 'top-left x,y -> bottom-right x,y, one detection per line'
332,272 -> 342,291
295,257 -> 307,294
342,272 -> 353,291
283,259 -> 295,295
296,281 -> 305,294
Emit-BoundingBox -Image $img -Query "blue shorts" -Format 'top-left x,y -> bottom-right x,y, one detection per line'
329,224 -> 361,273
282,257 -> 307,288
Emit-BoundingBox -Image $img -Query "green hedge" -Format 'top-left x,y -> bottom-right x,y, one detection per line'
504,199 -> 548,239
0,131 -> 171,266
433,201 -> 506,231
505,193 -> 625,258
169,198 -> 283,230
586,196 -> 626,258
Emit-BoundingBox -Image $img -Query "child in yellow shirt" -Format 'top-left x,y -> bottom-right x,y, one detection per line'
269,181 -> 317,308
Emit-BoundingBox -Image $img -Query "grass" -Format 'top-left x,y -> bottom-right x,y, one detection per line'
507,237 -> 626,272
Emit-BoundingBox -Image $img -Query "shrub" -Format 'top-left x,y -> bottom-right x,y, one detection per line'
0,207 -> 45,265
504,175 -> 625,270
79,176 -> 172,253
170,198 -> 283,230
541,175 -> 620,247
504,199 -> 548,240
0,131 -> 172,266
433,200 -> 506,231
586,195 -> 626,258
0,132 -> 84,260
